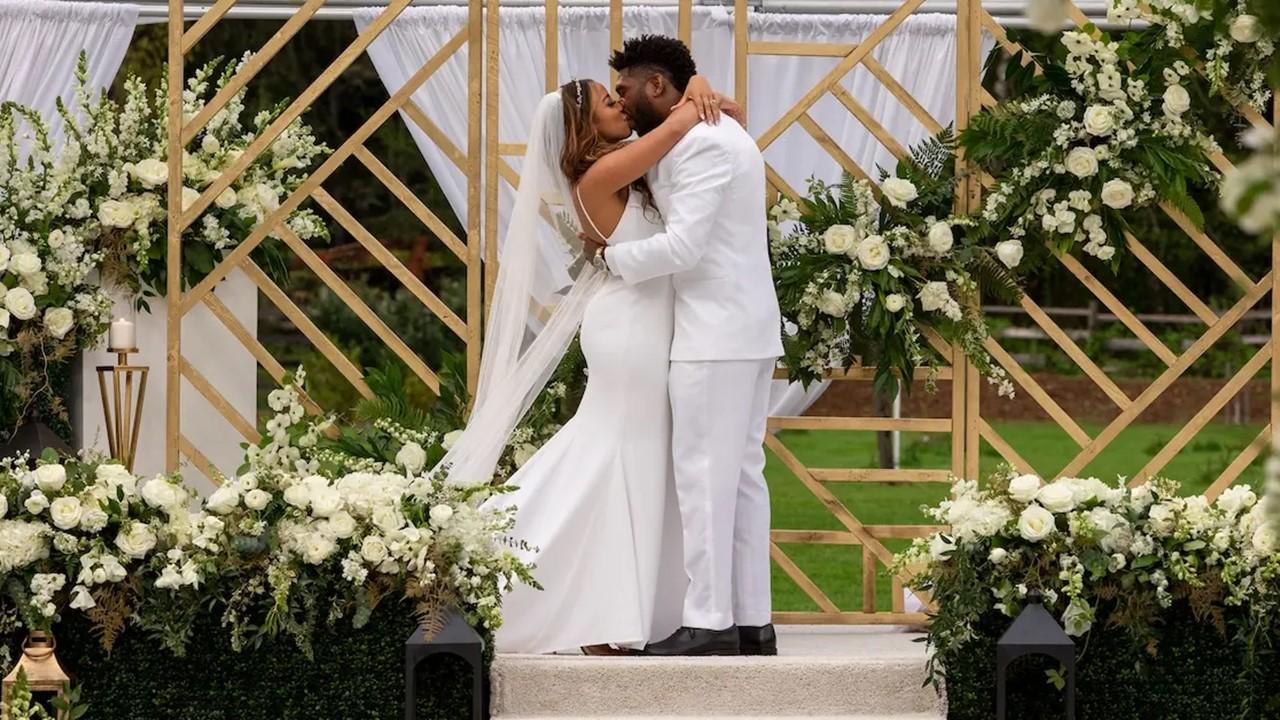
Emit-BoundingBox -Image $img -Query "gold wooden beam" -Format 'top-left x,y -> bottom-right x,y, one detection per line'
982,336 -> 1092,447
979,419 -> 1036,476
353,146 -> 467,260
678,0 -> 692,47
165,0 -> 185,473
181,0 -> 415,226
770,543 -> 841,614
769,416 -> 952,432
1019,293 -> 1131,409
182,0 -> 326,139
755,0 -> 926,152
179,25 -> 470,316
485,0 -> 501,309
809,468 -> 953,483
467,0 -> 484,394
1056,252 -> 1178,366
179,356 -> 259,443
1206,426 -> 1270,499
276,225 -> 442,393
180,0 -> 238,54
312,188 -> 468,340
1124,231 -> 1217,325
179,434 -> 223,486
1059,273 -> 1273,476
241,260 -> 375,400
1132,342 -> 1269,482
545,0 -> 559,93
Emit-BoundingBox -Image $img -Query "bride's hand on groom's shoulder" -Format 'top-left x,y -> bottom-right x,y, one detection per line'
578,231 -> 605,260
675,74 -> 721,124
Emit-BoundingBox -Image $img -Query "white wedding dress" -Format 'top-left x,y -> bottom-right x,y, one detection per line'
491,192 -> 687,654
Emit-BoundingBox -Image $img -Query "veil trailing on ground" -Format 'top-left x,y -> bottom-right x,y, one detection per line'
434,91 -> 607,487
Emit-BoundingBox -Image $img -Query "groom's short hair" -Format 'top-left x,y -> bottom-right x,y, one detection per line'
609,35 -> 697,92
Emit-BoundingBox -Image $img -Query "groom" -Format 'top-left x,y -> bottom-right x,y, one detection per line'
588,35 -> 784,656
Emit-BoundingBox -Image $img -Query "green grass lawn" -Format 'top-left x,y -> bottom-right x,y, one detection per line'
765,420 -> 1268,613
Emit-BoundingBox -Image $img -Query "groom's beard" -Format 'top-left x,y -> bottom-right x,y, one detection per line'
629,99 -> 666,136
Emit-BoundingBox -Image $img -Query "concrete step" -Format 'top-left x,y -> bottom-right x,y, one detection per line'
489,627 -> 945,718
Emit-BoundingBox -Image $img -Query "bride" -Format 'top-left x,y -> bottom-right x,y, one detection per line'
433,74 -> 739,655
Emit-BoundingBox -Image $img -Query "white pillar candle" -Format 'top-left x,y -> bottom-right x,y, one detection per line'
109,318 -> 135,350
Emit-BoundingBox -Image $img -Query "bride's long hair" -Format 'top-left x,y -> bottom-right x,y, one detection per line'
558,79 -> 655,212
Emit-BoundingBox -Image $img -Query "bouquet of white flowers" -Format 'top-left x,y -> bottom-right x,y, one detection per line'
1108,0 -> 1274,112
896,471 -> 1279,688
0,370 -> 533,657
769,133 -> 1013,398
965,30 -> 1219,270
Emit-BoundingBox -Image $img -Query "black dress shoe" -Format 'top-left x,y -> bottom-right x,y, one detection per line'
738,624 -> 777,656
644,626 -> 740,656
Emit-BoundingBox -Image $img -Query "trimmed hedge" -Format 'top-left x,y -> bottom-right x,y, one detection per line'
944,601 -> 1280,719
6,600 -> 490,719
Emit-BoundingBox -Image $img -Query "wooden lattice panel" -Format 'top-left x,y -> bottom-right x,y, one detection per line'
971,2 -> 1279,503
165,0 -> 484,477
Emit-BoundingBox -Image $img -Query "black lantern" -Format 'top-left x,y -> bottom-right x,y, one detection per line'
996,590 -> 1076,720
404,610 -> 484,720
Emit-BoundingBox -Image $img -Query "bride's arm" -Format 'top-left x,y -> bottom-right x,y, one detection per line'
577,101 -> 701,200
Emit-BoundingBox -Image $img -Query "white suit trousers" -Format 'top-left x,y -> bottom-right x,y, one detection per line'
668,358 -> 774,630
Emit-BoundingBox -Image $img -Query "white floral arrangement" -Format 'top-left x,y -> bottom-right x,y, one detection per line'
0,370 -> 532,655
769,136 -> 1014,398
24,54 -> 329,298
896,471 -> 1279,684
965,30 -> 1219,271
1108,0 -> 1274,111
0,103 -> 115,434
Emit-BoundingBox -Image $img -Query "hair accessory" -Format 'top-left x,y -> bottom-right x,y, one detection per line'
569,79 -> 585,107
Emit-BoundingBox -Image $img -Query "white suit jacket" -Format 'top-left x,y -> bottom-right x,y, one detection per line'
605,120 -> 784,363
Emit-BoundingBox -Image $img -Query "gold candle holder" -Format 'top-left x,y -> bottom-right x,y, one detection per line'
96,348 -> 148,472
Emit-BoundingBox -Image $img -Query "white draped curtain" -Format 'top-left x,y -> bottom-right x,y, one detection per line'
0,0 -> 138,150
355,6 -> 974,416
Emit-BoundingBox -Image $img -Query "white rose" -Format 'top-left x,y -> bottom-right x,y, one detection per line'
4,288 -> 37,321
255,183 -> 280,213
1100,179 -> 1134,209
1008,474 -> 1042,503
309,486 -> 343,518
42,307 -> 74,340
300,532 -> 337,565
79,509 -> 108,533
1130,484 -> 1154,510
1217,486 -> 1256,517
995,239 -> 1024,269
0,494 -> 6,518
513,443 -> 538,469
115,523 -> 157,559
32,464 -> 67,493
24,491 -> 49,515
206,485 -> 240,515
429,504 -> 454,525
822,224 -> 860,255
927,222 -> 954,254
929,535 -> 956,561
324,511 -> 357,539
10,253 -> 41,276
201,134 -> 222,154
442,429 -> 464,450
244,489 -> 271,511
131,158 -> 169,188
1230,15 -> 1262,44
181,186 -> 200,212
1147,502 -> 1177,537
96,464 -> 138,497
283,482 -> 311,509
1036,482 -> 1077,513
989,547 -> 1009,564
141,477 -> 180,510
395,442 -> 427,474
816,290 -> 850,317
1018,504 -> 1056,542
214,187 -> 238,210
49,497 -> 83,530
1252,525 -> 1277,555
856,235 -> 891,271
0,309 -> 8,329
361,536 -> 389,564
98,199 -> 138,229
881,178 -> 918,208
1163,85 -> 1191,117
0,245 -> 9,273
884,293 -> 906,313
917,281 -> 952,313
1082,105 -> 1115,136
69,585 -> 95,611
1025,0 -> 1068,33
1065,147 -> 1099,178
372,507 -> 405,535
